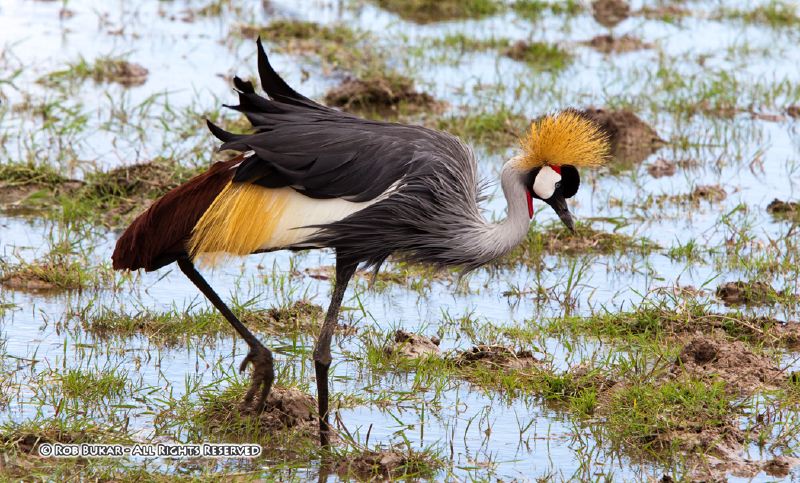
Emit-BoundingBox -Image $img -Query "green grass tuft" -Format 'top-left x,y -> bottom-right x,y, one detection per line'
512,0 -> 582,21
718,0 -> 800,28
372,0 -> 503,23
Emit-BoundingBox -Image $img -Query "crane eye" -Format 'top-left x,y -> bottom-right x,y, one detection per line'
555,181 -> 562,189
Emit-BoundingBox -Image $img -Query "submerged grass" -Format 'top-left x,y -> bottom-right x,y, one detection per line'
0,254 -> 113,292
0,417 -> 138,479
429,33 -> 510,52
59,368 -> 130,402
548,297 -> 800,348
75,300 -> 323,345
603,379 -> 739,460
0,161 -> 68,187
505,40 -> 573,71
434,106 -> 528,151
512,0 -> 583,21
238,19 -> 359,45
38,55 -> 148,88
502,220 -> 659,266
1,157 -> 202,226
717,1 -> 800,28
175,379 -> 316,448
332,445 -> 443,481
238,19 -> 374,73
428,34 -> 572,72
362,328 -> 611,405
371,0 -> 502,23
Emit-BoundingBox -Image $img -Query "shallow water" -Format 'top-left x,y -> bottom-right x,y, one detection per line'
1,0 -> 800,480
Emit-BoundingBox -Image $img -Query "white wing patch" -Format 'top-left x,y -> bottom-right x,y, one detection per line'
532,166 -> 561,200
259,182 -> 399,250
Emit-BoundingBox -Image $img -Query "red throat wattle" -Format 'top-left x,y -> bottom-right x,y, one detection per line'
526,191 -> 533,219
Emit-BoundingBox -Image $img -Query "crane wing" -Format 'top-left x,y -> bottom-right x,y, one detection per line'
206,38 -> 461,203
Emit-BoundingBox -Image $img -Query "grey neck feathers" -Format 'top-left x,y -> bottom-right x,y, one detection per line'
458,159 -> 531,267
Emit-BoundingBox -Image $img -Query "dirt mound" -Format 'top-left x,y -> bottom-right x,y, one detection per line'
694,454 -> 800,480
691,184 -> 727,202
81,160 -> 197,225
455,345 -> 539,370
87,161 -> 178,199
763,456 -> 800,478
3,431 -> 81,454
502,40 -> 571,72
671,337 -> 786,394
236,386 -> 318,432
647,158 -> 676,178
658,184 -> 727,206
337,450 -> 406,479
0,184 -> 46,208
634,307 -> 800,349
0,257 -> 98,293
767,198 -> 800,219
568,363 -> 617,394
266,300 -> 323,322
716,280 -> 787,306
335,448 -> 436,479
636,5 -> 690,20
534,222 -> 658,255
324,74 -> 439,113
98,60 -> 148,87
670,285 -> 708,297
592,0 -> 630,28
0,181 -> 82,209
0,162 -> 81,211
0,272 -> 61,292
250,300 -> 333,334
581,108 -> 664,164
669,422 -> 746,464
584,34 -> 651,53
385,330 -> 440,359
752,320 -> 800,349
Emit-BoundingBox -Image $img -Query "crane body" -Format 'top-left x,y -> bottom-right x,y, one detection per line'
112,38 -> 608,447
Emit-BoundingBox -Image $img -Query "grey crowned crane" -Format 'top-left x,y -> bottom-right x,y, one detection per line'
112,38 -> 609,447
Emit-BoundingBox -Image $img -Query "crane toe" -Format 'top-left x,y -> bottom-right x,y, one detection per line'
239,344 -> 275,413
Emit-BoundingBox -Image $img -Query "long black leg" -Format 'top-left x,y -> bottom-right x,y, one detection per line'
313,254 -> 357,448
177,257 -> 274,411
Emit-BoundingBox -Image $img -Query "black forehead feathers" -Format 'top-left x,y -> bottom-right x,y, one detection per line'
560,165 -> 580,198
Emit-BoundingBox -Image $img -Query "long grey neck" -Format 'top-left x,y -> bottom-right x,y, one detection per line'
464,159 -> 532,266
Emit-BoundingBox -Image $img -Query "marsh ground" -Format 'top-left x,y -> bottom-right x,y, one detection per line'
1,0 -> 799,480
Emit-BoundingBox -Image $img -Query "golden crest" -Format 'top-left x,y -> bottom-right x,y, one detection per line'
519,110 -> 610,169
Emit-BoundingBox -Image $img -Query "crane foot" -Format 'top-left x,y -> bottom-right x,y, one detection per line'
239,343 -> 275,413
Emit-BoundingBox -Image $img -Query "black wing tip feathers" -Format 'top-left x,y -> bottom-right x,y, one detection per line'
206,119 -> 239,144
255,37 -> 313,104
233,76 -> 255,94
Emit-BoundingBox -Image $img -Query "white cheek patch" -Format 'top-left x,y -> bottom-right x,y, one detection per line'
532,166 -> 561,200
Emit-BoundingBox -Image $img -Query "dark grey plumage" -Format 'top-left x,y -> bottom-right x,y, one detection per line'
208,39 -> 518,271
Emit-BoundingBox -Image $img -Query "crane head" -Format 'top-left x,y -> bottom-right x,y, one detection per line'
526,165 -> 579,232
517,109 -> 610,232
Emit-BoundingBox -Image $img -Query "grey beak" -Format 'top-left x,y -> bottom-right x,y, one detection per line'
548,194 -> 575,233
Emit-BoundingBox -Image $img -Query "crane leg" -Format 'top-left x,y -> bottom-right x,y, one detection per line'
177,257 -> 274,412
313,256 -> 357,448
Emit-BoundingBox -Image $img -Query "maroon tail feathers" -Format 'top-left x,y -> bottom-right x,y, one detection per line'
111,156 -> 242,272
